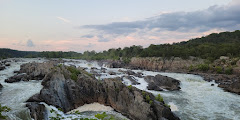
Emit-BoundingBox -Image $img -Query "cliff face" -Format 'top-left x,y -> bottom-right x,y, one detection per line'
23,62 -> 179,120
129,57 -> 204,72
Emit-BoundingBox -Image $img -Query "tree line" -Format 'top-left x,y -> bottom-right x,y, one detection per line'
1,30 -> 240,62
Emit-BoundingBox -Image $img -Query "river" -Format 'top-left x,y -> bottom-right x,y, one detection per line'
1,58 -> 240,120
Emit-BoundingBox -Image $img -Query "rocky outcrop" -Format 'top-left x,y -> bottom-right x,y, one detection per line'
27,63 -> 179,120
123,75 -> 140,85
0,65 -> 5,71
144,75 -> 181,91
0,83 -> 3,89
129,57 -> 203,72
26,102 -> 47,120
5,73 -> 29,83
5,61 -> 56,83
198,73 -> 240,95
105,60 -> 126,68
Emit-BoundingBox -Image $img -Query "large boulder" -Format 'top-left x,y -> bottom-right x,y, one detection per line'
0,65 -> 5,71
144,75 -> 181,91
26,102 -> 47,120
0,83 -> 3,89
5,73 -> 29,83
19,61 -> 56,80
27,64 -> 180,120
123,75 -> 140,85
5,61 -> 57,83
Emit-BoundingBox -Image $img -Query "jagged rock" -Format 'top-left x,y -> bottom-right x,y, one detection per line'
101,67 -> 107,73
144,75 -> 181,91
134,72 -> 144,78
5,63 -> 10,66
107,61 -> 126,68
129,57 -> 203,72
124,70 -> 136,75
124,75 -> 140,85
26,102 -> 47,120
27,63 -> 180,120
5,73 -> 29,83
0,65 -> 5,71
0,83 -> 3,89
108,71 -> 116,75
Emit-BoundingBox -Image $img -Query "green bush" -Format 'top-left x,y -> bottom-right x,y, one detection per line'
164,103 -> 171,108
127,85 -> 132,90
95,112 -> 108,120
155,94 -> 163,102
145,95 -> 151,103
215,66 -> 223,74
225,67 -> 233,75
71,73 -> 78,81
197,64 -> 209,71
0,104 -> 11,119
67,66 -> 81,81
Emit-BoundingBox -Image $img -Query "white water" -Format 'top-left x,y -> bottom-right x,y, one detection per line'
0,58 -> 45,120
64,60 -> 240,120
1,59 -> 240,120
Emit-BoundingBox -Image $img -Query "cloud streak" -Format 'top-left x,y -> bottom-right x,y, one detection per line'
82,0 -> 240,35
57,17 -> 71,23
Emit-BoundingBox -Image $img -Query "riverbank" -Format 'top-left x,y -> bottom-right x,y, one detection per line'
103,56 -> 240,95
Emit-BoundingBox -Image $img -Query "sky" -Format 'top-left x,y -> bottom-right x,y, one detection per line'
0,0 -> 240,52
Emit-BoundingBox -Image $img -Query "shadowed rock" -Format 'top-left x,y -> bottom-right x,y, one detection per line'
26,62 -> 180,120
144,75 -> 181,91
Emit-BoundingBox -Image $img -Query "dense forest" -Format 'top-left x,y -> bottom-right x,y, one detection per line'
1,30 -> 240,62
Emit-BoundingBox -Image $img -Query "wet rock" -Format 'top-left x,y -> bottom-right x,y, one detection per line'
108,71 -> 116,75
134,72 -> 144,78
5,63 -> 10,66
0,83 -> 3,89
91,67 -> 98,70
5,73 -> 29,83
211,84 -> 214,86
124,75 -> 140,85
101,67 -> 107,73
107,61 -> 126,68
222,79 -> 240,95
0,65 -> 5,71
26,102 -> 47,120
28,64 -> 180,120
124,70 -> 136,75
144,75 -> 181,91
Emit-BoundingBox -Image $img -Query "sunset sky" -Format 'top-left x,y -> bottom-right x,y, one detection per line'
0,0 -> 240,52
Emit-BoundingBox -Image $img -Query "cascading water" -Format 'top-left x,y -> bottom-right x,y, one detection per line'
0,58 -> 45,120
65,59 -> 240,120
1,59 -> 240,120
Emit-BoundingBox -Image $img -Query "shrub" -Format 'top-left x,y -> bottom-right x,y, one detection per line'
0,104 -> 11,119
145,95 -> 151,103
215,66 -> 223,74
197,64 -> 209,71
67,66 -> 81,81
71,73 -> 78,81
95,112 -> 108,120
225,67 -> 233,75
164,103 -> 171,108
155,94 -> 163,102
127,85 -> 132,90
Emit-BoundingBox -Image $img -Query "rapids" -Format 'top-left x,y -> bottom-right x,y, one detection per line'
1,58 -> 240,120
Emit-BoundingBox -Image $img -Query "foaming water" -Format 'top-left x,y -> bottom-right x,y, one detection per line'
2,59 -> 240,120
0,58 -> 45,120
63,60 -> 240,120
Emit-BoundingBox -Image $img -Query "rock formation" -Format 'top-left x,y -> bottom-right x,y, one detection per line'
25,62 -> 179,120
144,75 -> 181,91
129,57 -> 203,72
